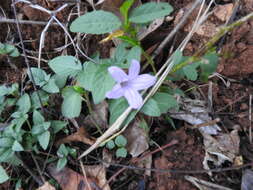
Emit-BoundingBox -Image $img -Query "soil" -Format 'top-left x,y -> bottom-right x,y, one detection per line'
0,0 -> 253,189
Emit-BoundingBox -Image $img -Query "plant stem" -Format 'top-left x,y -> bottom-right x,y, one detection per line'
142,50 -> 157,73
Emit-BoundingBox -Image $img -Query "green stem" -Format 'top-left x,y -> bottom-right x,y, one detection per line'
142,50 -> 157,73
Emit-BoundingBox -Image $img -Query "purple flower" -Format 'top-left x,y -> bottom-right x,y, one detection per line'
106,60 -> 156,109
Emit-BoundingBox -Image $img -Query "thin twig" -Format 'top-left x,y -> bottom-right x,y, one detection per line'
0,17 -> 61,26
152,0 -> 203,58
249,94 -> 252,144
11,0 -> 45,112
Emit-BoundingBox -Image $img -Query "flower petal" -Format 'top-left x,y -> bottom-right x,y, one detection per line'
124,88 -> 143,109
128,59 -> 140,79
129,74 -> 156,90
106,84 -> 124,99
108,66 -> 128,82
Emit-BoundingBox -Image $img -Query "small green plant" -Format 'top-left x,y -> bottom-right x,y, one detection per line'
57,144 -> 76,170
106,135 -> 128,158
0,1 -> 222,186
0,42 -> 20,57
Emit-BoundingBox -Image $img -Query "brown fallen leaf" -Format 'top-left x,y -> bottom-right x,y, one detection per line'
47,164 -> 102,190
213,4 -> 234,22
202,129 -> 240,173
56,127 -> 95,146
123,118 -> 149,157
36,182 -> 55,190
84,101 -> 109,129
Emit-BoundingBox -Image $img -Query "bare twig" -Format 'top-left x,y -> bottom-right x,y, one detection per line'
152,0 -> 203,58
249,94 -> 252,143
0,17 -> 60,26
11,0 -> 45,112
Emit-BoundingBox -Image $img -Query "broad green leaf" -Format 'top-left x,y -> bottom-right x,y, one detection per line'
32,123 -> 46,135
127,46 -> 142,65
0,85 -> 10,96
77,62 -> 99,91
115,135 -> 127,147
116,147 -> 127,158
42,78 -> 59,93
31,90 -> 49,109
16,93 -> 31,114
52,74 -> 67,89
109,98 -> 137,125
199,53 -> 218,81
153,92 -> 178,113
57,157 -> 67,171
106,140 -> 115,149
28,68 -> 47,86
57,144 -> 68,157
129,2 -> 173,23
4,44 -> 20,57
183,63 -> 199,81
12,140 -> 24,151
49,56 -> 82,77
91,65 -> 115,104
51,120 -> 68,134
61,87 -> 82,118
0,148 -> 13,162
70,10 -> 122,34
0,138 -> 14,148
38,131 -> 50,150
0,165 -> 9,184
33,110 -> 44,125
140,98 -> 161,116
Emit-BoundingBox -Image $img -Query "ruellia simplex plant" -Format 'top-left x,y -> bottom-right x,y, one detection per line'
1,0 -> 252,186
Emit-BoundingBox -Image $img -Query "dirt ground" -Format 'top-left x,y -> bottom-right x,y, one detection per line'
0,0 -> 253,189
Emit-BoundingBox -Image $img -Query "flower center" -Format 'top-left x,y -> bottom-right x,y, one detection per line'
120,81 -> 129,88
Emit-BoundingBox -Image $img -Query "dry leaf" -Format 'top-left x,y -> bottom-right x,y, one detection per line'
56,127 -> 95,146
124,119 -> 149,157
202,129 -> 240,172
170,98 -> 221,135
185,175 -> 233,190
84,101 -> 109,129
36,182 -> 55,190
136,153 -> 152,176
213,4 -> 234,22
47,164 -> 101,190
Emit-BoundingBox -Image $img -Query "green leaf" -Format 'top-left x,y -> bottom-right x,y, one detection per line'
115,135 -> 127,147
129,2 -> 173,23
106,140 -> 115,149
153,92 -> 178,113
31,90 -> 49,109
28,68 -> 47,86
91,65 -> 115,104
57,157 -> 67,171
0,138 -> 14,148
183,63 -> 199,81
4,44 -> 20,57
49,56 -> 82,77
117,36 -> 140,47
33,110 -> 45,125
77,62 -> 99,91
57,144 -> 69,157
116,147 -> 127,158
12,140 -> 24,151
120,0 -> 135,27
0,165 -> 9,184
0,148 -> 13,162
51,120 -> 68,134
38,131 -> 50,150
61,87 -> 82,118
52,74 -> 67,89
42,78 -> 59,93
140,98 -> 161,116
199,53 -> 218,81
16,93 -> 31,114
126,46 -> 142,65
32,122 -> 50,135
109,98 -> 137,125
0,85 -> 10,96
70,10 -> 122,34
